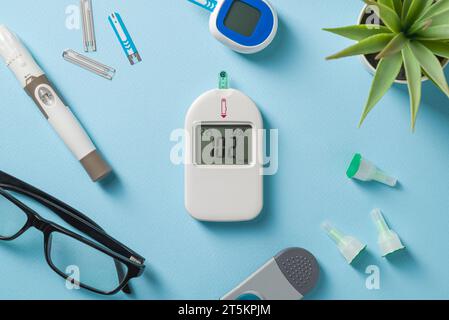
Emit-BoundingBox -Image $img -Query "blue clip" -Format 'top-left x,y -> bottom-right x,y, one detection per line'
108,12 -> 142,65
188,0 -> 217,12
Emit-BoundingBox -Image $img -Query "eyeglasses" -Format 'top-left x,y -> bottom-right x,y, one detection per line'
0,171 -> 145,295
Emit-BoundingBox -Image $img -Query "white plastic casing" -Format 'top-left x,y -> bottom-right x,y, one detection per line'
354,158 -> 377,181
339,236 -> 366,264
355,158 -> 397,187
378,231 -> 405,257
38,85 -> 96,161
0,26 -> 109,181
0,25 -> 43,87
0,26 -> 96,162
185,89 -> 263,222
209,0 -> 278,54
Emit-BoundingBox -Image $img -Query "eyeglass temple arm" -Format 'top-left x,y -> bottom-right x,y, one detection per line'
0,171 -> 145,264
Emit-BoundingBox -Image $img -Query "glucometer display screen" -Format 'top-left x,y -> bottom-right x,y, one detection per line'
195,124 -> 253,165
224,1 -> 261,37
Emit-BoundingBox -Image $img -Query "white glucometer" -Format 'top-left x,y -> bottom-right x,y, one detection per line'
185,72 -> 263,222
189,0 -> 278,54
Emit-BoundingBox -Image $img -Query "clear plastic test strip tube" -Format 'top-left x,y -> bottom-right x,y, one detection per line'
63,49 -> 116,80
81,0 -> 96,52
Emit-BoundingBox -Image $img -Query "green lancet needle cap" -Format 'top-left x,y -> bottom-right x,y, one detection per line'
346,153 -> 397,187
219,71 -> 229,89
346,153 -> 362,179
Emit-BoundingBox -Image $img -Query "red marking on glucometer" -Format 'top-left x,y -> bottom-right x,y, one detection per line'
221,98 -> 227,118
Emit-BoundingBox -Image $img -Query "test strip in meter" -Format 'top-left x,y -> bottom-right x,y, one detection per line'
108,12 -> 142,65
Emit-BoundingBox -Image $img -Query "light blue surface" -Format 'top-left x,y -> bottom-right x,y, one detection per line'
0,0 -> 448,300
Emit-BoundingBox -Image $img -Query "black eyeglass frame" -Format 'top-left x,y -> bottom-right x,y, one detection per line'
0,171 -> 145,295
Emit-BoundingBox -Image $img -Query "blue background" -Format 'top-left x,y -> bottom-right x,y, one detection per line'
0,0 -> 448,300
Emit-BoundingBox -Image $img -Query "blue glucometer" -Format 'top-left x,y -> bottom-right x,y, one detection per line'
189,0 -> 278,54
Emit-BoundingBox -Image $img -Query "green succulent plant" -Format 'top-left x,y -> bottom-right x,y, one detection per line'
324,0 -> 449,130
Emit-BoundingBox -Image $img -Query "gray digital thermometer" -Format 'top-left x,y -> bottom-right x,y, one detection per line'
0,25 -> 111,181
222,248 -> 320,300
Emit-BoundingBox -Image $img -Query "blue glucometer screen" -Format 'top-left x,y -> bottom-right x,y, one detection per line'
216,0 -> 275,47
224,1 -> 261,37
